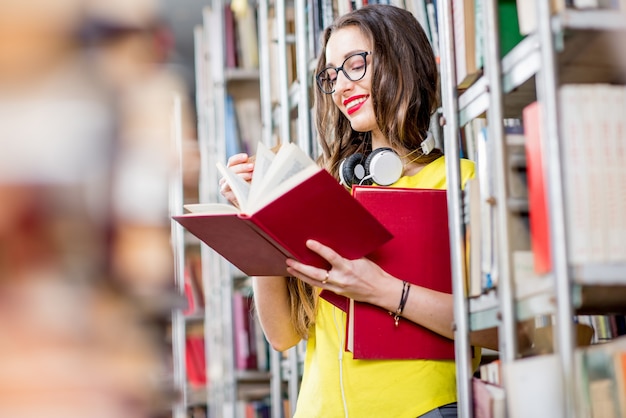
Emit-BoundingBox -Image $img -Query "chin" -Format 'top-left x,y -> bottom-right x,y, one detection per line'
349,122 -> 375,133
346,110 -> 376,133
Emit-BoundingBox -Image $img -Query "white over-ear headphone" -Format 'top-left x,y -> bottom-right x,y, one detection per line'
338,132 -> 435,187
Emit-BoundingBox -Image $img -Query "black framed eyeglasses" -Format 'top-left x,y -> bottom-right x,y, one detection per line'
316,51 -> 372,94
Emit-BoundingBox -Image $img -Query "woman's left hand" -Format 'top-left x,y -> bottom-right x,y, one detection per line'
285,239 -> 394,306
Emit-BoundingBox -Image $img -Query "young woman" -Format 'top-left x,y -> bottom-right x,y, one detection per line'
221,5 -> 498,417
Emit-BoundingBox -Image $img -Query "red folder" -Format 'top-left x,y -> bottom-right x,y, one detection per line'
173,170 -> 393,277
345,186 -> 456,360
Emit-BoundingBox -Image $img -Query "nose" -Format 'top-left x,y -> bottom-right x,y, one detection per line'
333,69 -> 353,93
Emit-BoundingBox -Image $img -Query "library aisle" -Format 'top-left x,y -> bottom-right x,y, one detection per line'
0,0 -> 195,417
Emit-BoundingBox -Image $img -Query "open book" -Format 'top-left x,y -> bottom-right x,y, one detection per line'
173,142 -> 393,276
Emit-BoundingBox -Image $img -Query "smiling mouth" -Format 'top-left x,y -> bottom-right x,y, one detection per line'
345,95 -> 368,115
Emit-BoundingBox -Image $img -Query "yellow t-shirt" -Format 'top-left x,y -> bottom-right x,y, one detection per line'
294,156 -> 475,418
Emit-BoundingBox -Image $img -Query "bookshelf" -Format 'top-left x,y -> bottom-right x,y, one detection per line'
186,1 -> 274,417
257,0 -> 311,415
440,0 -> 626,417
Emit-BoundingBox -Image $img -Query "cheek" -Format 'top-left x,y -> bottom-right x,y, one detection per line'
331,92 -> 343,110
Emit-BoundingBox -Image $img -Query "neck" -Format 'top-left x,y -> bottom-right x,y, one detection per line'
402,161 -> 426,177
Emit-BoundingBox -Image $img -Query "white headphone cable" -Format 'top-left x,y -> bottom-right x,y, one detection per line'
332,307 -> 349,418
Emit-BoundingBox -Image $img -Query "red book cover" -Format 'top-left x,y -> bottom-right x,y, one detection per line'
319,288 -> 349,312
523,101 -> 552,274
186,335 -> 207,386
183,262 -> 204,316
173,169 -> 393,276
346,186 -> 456,360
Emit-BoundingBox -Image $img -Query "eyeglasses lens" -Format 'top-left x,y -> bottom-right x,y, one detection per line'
317,53 -> 368,94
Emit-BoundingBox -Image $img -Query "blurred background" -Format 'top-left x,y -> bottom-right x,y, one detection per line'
0,0 -> 204,416
159,0 -> 207,97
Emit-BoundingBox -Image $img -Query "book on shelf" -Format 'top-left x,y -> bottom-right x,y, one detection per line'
523,101 -> 552,275
233,289 -> 258,370
173,142 -> 393,277
231,0 -> 259,70
575,336 -> 626,418
234,97 -> 262,155
185,333 -> 207,386
425,0 -> 440,61
225,94 -> 244,158
472,377 -> 506,418
465,177 -> 483,298
405,0 -> 431,43
223,4 -> 238,68
453,0 -> 481,89
503,354 -> 564,418
560,84 -> 626,265
321,186 -> 456,360
498,0 -> 525,58
474,0 -> 524,71
515,0 -> 566,35
614,350 -> 626,417
183,262 -> 203,316
475,123 -> 497,290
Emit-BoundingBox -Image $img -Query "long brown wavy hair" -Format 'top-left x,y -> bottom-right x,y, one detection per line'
290,4 -> 441,339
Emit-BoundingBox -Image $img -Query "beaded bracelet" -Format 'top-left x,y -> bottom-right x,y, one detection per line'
391,281 -> 411,327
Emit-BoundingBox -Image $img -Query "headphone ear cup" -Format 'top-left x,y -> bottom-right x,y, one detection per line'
339,153 -> 368,187
364,147 -> 403,186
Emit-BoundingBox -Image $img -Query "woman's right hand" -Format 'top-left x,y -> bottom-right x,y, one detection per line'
219,153 -> 254,207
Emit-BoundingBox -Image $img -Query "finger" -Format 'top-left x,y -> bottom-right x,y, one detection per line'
305,239 -> 344,267
285,261 -> 328,286
219,178 -> 231,194
226,153 -> 249,167
228,163 -> 255,180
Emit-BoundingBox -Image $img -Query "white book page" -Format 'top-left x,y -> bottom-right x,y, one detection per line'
251,142 -> 316,206
247,141 -> 277,205
250,164 -> 321,213
183,202 -> 240,214
216,161 -> 251,212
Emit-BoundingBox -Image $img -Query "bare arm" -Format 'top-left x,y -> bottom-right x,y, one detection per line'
251,276 -> 302,351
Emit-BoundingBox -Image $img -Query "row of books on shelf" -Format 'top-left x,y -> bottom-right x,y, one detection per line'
463,83 -> 626,298
578,314 -> 626,344
575,335 -> 626,418
187,400 -> 272,418
225,93 -> 263,158
222,2 -> 259,70
308,0 -> 440,63
473,323 -> 626,418
234,285 -> 271,371
235,398 -> 271,418
452,0 -> 525,90
453,0 -> 625,92
184,274 -> 270,374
